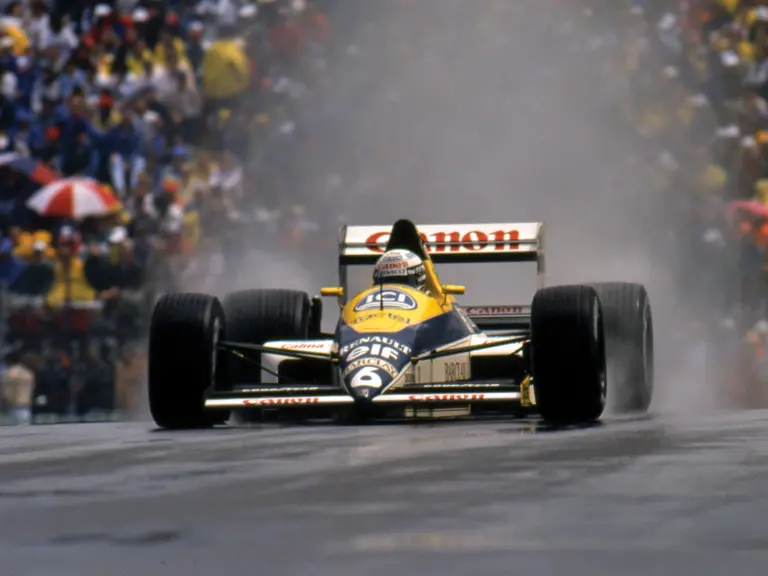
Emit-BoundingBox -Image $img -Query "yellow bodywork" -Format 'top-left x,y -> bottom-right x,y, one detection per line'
329,246 -> 465,333
342,285 -> 453,333
341,247 -> 463,333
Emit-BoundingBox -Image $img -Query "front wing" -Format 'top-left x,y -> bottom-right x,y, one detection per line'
208,337 -> 536,415
204,385 -> 526,410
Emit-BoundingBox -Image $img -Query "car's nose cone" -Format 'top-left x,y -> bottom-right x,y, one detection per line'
337,332 -> 415,400
343,363 -> 396,401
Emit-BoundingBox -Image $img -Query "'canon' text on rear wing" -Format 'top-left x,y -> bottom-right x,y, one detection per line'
340,222 -> 544,262
338,222 -> 545,286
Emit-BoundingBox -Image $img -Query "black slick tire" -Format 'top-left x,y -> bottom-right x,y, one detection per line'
221,289 -> 312,388
531,284 -> 606,423
588,282 -> 654,414
148,293 -> 228,429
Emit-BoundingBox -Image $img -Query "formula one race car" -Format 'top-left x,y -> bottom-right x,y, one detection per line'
147,219 -> 654,429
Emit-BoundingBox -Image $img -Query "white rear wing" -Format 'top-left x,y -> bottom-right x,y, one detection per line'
340,222 -> 543,262
337,222 -> 546,291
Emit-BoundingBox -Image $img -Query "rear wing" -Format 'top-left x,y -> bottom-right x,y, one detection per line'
338,222 -> 545,289
340,222 -> 544,264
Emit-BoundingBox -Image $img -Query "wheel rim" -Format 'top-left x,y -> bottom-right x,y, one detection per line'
642,301 -> 654,403
599,319 -> 607,409
211,313 -> 222,389
595,297 -> 607,410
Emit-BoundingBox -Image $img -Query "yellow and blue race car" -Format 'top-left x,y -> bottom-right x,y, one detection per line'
148,219 -> 654,429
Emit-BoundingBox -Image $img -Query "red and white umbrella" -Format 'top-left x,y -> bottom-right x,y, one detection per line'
26,177 -> 120,219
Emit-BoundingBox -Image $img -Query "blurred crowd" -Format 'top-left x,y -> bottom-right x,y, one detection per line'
576,0 -> 768,407
11,0 -> 768,422
0,0 -> 335,424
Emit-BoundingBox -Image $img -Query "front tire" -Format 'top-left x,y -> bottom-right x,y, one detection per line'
531,284 -> 606,423
148,293 -> 229,429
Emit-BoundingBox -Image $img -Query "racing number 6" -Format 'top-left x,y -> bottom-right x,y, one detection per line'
349,366 -> 383,389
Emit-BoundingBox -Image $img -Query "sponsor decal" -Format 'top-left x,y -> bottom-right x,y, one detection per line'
374,251 -> 424,279
280,342 -> 327,350
377,260 -> 409,270
376,268 -> 412,278
244,397 -> 320,406
464,306 -> 529,316
344,357 -> 399,378
349,365 -> 385,388
354,289 -> 418,312
407,394 -> 486,401
373,252 -> 421,278
422,383 -> 501,389
444,361 -> 469,382
346,344 -> 400,362
365,229 -> 521,254
340,336 -> 411,357
350,312 -> 412,325
240,387 -> 323,393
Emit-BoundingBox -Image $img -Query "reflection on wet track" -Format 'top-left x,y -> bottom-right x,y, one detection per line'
2,411 -> 768,575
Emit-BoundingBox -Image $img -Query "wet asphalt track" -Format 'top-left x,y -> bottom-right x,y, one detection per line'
2,412 -> 768,575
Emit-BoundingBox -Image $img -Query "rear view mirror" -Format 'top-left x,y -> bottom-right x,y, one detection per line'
442,285 -> 466,295
320,287 -> 344,298
321,287 -> 345,309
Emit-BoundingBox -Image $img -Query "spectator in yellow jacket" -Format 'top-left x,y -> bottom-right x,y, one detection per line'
46,241 -> 97,309
8,228 -> 55,260
155,27 -> 191,71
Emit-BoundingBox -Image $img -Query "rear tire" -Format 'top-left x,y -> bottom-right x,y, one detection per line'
148,293 -> 229,429
221,289 -> 312,388
589,282 -> 654,414
531,285 -> 606,423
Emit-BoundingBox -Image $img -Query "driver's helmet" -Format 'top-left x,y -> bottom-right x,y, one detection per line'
372,249 -> 427,291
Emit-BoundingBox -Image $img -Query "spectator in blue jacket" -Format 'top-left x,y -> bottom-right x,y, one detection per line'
0,239 -> 26,291
58,91 -> 102,176
13,56 -> 39,112
105,111 -> 144,197
28,98 -> 64,160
